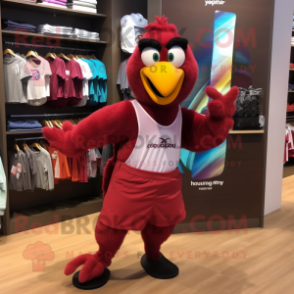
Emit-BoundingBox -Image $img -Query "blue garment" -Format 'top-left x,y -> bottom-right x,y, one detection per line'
95,59 -> 107,80
7,128 -> 42,132
98,79 -> 107,103
90,59 -> 107,103
93,59 -> 107,103
7,120 -> 42,130
81,59 -> 107,105
89,59 -> 100,104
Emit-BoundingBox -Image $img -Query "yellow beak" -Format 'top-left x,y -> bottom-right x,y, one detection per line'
140,62 -> 185,105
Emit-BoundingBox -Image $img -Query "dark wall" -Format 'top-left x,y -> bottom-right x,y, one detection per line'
162,0 -> 274,232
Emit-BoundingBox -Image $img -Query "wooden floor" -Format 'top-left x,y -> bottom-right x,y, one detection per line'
1,176 -> 294,294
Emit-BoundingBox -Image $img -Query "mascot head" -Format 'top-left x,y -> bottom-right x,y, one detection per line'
127,16 -> 198,107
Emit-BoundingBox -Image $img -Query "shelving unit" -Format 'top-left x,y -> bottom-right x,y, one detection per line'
284,22 -> 294,178
0,0 -> 109,235
6,130 -> 43,135
0,0 -> 149,235
1,0 -> 107,18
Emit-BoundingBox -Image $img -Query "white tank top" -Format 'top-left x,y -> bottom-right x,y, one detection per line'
125,100 -> 182,172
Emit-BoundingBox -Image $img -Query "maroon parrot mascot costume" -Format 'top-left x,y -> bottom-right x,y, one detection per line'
43,16 -> 238,289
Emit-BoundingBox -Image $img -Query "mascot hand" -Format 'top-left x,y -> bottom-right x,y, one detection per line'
42,126 -> 68,154
43,121 -> 86,157
206,86 -> 238,119
62,121 -> 75,132
64,254 -> 105,283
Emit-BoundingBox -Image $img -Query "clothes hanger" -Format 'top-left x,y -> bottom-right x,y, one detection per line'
67,49 -> 76,60
3,44 -> 16,56
42,114 -> 51,128
40,141 -> 47,150
90,53 -> 97,60
22,143 -> 29,150
57,48 -> 70,61
26,45 -> 38,59
13,144 -> 20,151
55,116 -> 63,128
45,47 -> 55,59
48,114 -> 54,128
52,120 -> 62,129
52,47 -> 57,58
29,142 -> 43,151
34,46 -> 39,56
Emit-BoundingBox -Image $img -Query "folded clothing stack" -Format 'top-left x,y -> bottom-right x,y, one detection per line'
2,19 -> 36,33
66,0 -> 97,13
38,0 -> 67,7
7,120 -> 42,132
38,24 -> 73,37
233,86 -> 263,130
72,28 -> 99,40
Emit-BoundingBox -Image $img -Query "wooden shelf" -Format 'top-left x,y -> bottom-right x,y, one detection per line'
289,91 -> 294,93
2,30 -> 107,44
290,69 -> 294,71
6,130 -> 43,135
229,130 -> 264,134
0,0 -> 106,18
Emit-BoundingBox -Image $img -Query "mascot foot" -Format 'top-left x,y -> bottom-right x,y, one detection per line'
72,268 -> 110,290
140,254 -> 179,279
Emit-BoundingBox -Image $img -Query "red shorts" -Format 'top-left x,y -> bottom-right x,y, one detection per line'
98,161 -> 186,230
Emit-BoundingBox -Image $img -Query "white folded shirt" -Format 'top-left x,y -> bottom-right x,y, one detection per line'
66,5 -> 96,13
67,1 -> 96,8
68,0 -> 97,4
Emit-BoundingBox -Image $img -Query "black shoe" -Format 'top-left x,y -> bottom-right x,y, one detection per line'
72,268 -> 110,290
141,253 -> 179,279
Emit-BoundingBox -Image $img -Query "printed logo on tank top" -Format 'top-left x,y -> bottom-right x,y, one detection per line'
147,137 -> 176,149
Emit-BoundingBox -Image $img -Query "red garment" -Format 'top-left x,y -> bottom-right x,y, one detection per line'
46,144 -> 71,183
64,60 -> 83,98
59,152 -> 71,180
67,155 -> 87,182
68,157 -> 80,182
46,56 -> 66,101
47,59 -> 83,108
99,161 -> 186,230
67,60 -> 83,106
77,154 -> 88,183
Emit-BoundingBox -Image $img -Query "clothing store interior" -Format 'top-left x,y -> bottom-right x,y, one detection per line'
0,0 -> 293,293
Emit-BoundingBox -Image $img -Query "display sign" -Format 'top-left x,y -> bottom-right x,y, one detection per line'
162,0 -> 273,232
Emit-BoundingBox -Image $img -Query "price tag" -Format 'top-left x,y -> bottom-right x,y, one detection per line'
51,151 -> 58,159
17,163 -> 22,173
11,165 -> 17,176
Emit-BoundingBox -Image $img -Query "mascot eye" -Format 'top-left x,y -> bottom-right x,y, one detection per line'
168,46 -> 185,68
141,47 -> 160,66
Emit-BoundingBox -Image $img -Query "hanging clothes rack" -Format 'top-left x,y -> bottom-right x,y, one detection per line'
14,137 -> 45,142
8,112 -> 92,118
4,41 -> 97,52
